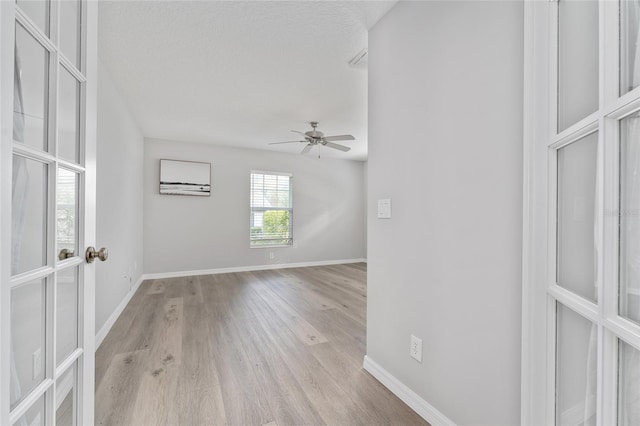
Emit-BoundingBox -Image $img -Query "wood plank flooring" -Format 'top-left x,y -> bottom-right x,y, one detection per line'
95,263 -> 428,425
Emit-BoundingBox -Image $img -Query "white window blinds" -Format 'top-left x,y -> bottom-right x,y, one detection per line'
250,171 -> 292,247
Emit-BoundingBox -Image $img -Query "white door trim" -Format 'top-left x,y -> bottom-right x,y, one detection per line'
0,1 -> 15,423
521,1 -> 551,423
81,2 -> 98,424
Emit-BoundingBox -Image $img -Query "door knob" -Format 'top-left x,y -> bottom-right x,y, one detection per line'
58,249 -> 75,261
85,246 -> 108,263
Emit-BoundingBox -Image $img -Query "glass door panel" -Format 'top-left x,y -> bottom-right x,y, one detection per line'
9,278 -> 47,410
59,0 -> 81,69
11,155 -> 48,276
16,0 -> 49,36
620,112 -> 640,325
11,394 -> 45,426
621,0 -> 640,95
55,363 -> 76,426
56,168 -> 77,260
557,132 -> 598,302
14,22 -> 49,151
58,66 -> 80,163
557,0 -> 599,132
556,303 -> 597,426
618,340 -> 640,425
56,267 -> 78,365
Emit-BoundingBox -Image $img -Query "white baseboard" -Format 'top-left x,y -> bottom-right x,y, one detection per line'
95,275 -> 144,349
142,258 -> 367,280
363,355 -> 456,426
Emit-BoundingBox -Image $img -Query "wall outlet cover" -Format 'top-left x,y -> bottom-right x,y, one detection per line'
410,334 -> 423,363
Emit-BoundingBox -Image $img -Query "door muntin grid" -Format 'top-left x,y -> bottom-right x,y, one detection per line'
9,0 -> 86,424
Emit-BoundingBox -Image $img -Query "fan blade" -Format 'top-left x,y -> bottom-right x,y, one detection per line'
324,141 -> 351,152
301,144 -> 313,154
323,134 -> 355,142
291,130 -> 311,139
269,140 -> 306,145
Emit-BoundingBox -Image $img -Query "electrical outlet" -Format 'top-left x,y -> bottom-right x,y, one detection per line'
410,335 -> 422,363
269,252 -> 275,260
32,348 -> 42,379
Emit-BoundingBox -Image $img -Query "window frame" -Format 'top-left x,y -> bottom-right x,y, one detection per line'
249,170 -> 293,248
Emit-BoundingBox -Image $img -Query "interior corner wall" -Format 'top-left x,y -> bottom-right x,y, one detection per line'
367,2 -> 523,425
363,160 -> 368,260
95,59 -> 144,334
143,138 -> 365,275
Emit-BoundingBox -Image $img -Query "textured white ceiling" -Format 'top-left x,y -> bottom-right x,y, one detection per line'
98,1 -> 397,161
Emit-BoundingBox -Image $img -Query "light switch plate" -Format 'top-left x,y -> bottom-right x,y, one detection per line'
377,199 -> 391,219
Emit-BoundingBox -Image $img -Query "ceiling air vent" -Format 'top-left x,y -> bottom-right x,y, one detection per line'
348,48 -> 368,68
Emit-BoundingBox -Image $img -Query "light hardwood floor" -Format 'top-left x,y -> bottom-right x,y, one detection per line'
95,263 -> 428,425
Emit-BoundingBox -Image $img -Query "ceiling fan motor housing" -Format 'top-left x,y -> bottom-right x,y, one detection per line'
306,121 -> 323,139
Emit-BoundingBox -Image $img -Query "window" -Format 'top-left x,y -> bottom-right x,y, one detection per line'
250,171 -> 292,247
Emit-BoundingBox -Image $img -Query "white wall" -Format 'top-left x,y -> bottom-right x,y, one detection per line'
144,138 -> 365,274
95,60 -> 144,334
367,2 -> 523,425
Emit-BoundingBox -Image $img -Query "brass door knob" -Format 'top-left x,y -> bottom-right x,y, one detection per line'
85,246 -> 108,263
58,249 -> 75,261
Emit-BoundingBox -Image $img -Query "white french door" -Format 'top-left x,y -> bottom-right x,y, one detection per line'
524,1 -> 640,425
0,1 -> 97,425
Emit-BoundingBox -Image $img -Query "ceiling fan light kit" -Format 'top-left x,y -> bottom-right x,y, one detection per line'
269,121 -> 355,157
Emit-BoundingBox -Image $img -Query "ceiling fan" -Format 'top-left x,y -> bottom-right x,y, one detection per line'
269,121 -> 355,154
